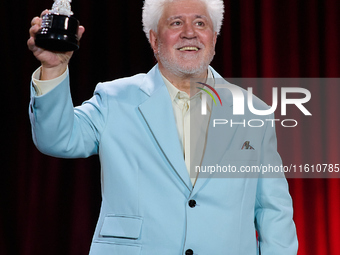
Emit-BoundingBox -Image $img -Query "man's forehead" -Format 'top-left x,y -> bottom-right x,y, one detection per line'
161,0 -> 209,20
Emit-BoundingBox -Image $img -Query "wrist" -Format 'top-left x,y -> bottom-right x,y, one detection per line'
40,64 -> 68,80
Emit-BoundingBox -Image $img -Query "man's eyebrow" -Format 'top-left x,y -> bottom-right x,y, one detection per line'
167,15 -> 183,22
166,15 -> 209,22
194,15 -> 209,20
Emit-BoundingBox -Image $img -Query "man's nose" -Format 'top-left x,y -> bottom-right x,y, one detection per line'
180,23 -> 196,39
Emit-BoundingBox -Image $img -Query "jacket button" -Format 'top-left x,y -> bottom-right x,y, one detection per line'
185,249 -> 194,255
188,200 -> 196,208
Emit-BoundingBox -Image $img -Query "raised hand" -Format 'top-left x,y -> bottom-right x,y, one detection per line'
27,10 -> 85,80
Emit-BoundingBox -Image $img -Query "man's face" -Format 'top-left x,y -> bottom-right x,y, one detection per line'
150,0 -> 217,76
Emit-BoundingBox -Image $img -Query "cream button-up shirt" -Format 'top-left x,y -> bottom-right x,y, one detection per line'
161,69 -> 214,186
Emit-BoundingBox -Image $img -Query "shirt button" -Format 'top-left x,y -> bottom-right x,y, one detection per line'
188,200 -> 196,208
185,249 -> 194,255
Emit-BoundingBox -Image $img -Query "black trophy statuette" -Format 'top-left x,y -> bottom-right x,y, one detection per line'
35,0 -> 80,52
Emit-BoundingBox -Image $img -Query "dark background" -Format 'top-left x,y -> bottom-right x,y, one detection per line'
2,0 -> 340,254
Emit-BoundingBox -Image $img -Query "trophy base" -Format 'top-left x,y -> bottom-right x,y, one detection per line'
35,13 -> 80,52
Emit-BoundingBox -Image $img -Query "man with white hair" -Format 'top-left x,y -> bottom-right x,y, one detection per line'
28,0 -> 298,254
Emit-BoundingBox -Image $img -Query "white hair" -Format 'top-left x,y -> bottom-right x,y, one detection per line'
142,0 -> 224,42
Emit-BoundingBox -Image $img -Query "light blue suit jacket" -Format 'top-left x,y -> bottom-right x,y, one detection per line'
29,64 -> 298,254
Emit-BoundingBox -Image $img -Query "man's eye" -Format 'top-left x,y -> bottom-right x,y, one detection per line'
196,21 -> 205,26
171,21 -> 182,26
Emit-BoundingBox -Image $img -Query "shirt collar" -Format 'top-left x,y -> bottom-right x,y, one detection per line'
161,68 -> 215,102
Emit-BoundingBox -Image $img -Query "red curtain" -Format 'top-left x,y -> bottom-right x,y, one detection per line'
2,0 -> 340,254
219,1 -> 340,254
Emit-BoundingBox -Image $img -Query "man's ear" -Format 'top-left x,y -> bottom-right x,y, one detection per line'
149,30 -> 158,54
213,32 -> 218,55
213,32 -> 218,46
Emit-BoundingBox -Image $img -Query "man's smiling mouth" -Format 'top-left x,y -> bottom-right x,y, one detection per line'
178,46 -> 199,51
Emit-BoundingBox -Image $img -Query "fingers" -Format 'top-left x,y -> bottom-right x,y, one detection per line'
40,9 -> 50,18
29,21 -> 40,37
28,16 -> 41,52
77,26 -> 85,40
29,15 -> 43,38
27,36 -> 35,51
31,16 -> 41,27
28,25 -> 40,51
28,10 -> 50,51
30,9 -> 49,27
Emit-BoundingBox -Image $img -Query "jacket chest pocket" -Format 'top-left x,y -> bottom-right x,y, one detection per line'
90,215 -> 143,255
100,215 -> 143,239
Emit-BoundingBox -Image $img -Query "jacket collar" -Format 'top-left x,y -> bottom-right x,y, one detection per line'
139,64 -> 164,97
138,64 -> 193,192
138,64 -> 240,195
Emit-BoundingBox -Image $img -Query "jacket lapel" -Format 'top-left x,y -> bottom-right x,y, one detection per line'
138,65 -> 192,191
191,69 -> 244,197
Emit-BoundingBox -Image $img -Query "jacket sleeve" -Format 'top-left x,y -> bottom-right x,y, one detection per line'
254,119 -> 298,254
29,73 -> 108,158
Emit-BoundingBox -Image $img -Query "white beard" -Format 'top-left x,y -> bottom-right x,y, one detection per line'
157,40 -> 215,77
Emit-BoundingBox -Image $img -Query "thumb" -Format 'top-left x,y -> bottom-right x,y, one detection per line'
77,26 -> 85,40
